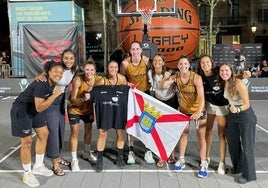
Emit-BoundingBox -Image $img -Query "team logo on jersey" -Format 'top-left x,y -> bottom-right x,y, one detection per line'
23,129 -> 31,134
112,97 -> 118,102
139,103 -> 162,134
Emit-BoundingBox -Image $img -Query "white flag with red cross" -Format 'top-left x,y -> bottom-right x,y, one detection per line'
126,87 -> 190,161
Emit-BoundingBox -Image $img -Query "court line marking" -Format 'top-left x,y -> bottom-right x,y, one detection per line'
256,124 -> 268,134
0,132 -> 36,163
0,169 -> 268,173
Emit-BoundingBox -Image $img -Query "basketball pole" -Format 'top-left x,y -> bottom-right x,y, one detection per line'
142,24 -> 149,42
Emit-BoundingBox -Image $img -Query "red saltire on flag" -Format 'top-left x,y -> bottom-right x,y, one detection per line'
126,87 -> 190,161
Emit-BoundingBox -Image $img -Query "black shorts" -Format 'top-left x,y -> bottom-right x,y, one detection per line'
68,112 -> 94,125
10,101 -> 47,137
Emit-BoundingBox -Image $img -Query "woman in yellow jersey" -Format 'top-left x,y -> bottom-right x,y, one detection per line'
94,60 -> 128,172
68,58 -> 102,172
166,56 -> 207,178
120,41 -> 150,93
120,41 -> 155,165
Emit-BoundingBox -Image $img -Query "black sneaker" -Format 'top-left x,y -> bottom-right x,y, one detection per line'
234,176 -> 248,184
95,159 -> 103,173
116,157 -> 125,169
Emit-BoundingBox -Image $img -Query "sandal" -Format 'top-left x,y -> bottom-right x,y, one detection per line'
167,157 -> 175,164
156,159 -> 165,168
52,166 -> 65,176
58,159 -> 71,166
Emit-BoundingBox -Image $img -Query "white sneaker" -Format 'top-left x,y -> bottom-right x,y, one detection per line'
22,171 -> 40,187
32,163 -> 53,176
71,159 -> 80,172
127,151 -> 135,165
144,151 -> 155,165
174,158 -> 186,172
82,150 -> 97,162
217,162 -> 225,175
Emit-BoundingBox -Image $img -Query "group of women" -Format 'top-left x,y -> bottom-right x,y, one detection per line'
149,52 -> 256,183
11,43 -> 257,187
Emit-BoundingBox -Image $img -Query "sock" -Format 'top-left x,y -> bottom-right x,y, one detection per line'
71,151 -> 77,160
34,153 -> 44,168
97,150 -> 103,160
201,160 -> 208,168
117,148 -> 124,156
179,156 -> 185,162
84,144 -> 91,152
22,163 -> 31,172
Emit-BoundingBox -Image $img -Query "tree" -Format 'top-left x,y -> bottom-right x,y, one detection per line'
197,0 -> 226,55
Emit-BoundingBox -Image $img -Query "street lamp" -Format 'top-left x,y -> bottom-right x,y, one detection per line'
251,23 -> 257,43
96,33 -> 102,39
96,33 -> 102,51
251,23 -> 257,34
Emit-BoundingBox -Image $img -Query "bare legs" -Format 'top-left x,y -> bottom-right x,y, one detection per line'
97,129 -> 125,151
205,114 -> 226,163
178,120 -> 207,161
20,126 -> 49,165
69,122 -> 93,153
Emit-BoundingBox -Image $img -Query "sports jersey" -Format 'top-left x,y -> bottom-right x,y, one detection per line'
176,71 -> 199,114
202,74 -> 229,106
89,85 -> 130,129
103,74 -> 125,86
16,79 -> 56,115
68,74 -> 102,115
125,57 -> 150,92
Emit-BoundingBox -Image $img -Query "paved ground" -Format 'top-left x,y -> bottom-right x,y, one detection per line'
0,96 -> 268,188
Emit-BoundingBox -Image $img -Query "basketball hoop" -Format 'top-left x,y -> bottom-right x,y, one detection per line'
138,7 -> 154,25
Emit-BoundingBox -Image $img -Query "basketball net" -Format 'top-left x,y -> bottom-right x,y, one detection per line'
138,7 -> 154,25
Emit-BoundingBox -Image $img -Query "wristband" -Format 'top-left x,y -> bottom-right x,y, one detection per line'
239,106 -> 243,112
236,107 -> 240,114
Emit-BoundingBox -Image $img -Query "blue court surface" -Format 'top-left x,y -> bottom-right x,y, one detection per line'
0,96 -> 268,188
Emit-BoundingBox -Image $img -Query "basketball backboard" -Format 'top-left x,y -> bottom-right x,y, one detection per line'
116,0 -> 178,17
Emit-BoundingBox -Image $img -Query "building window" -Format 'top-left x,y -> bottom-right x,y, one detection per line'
258,4 -> 268,23
198,4 -> 210,25
227,0 -> 239,24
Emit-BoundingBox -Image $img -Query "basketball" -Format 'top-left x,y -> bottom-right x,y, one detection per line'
118,0 -> 200,68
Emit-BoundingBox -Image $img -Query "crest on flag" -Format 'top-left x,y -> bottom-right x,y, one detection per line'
139,103 -> 162,134
127,87 -> 190,161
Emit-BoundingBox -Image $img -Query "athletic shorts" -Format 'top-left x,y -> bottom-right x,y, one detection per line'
10,101 -> 47,137
206,102 -> 228,116
68,112 -> 94,125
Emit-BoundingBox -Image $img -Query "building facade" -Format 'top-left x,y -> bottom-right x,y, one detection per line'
84,0 -> 268,62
